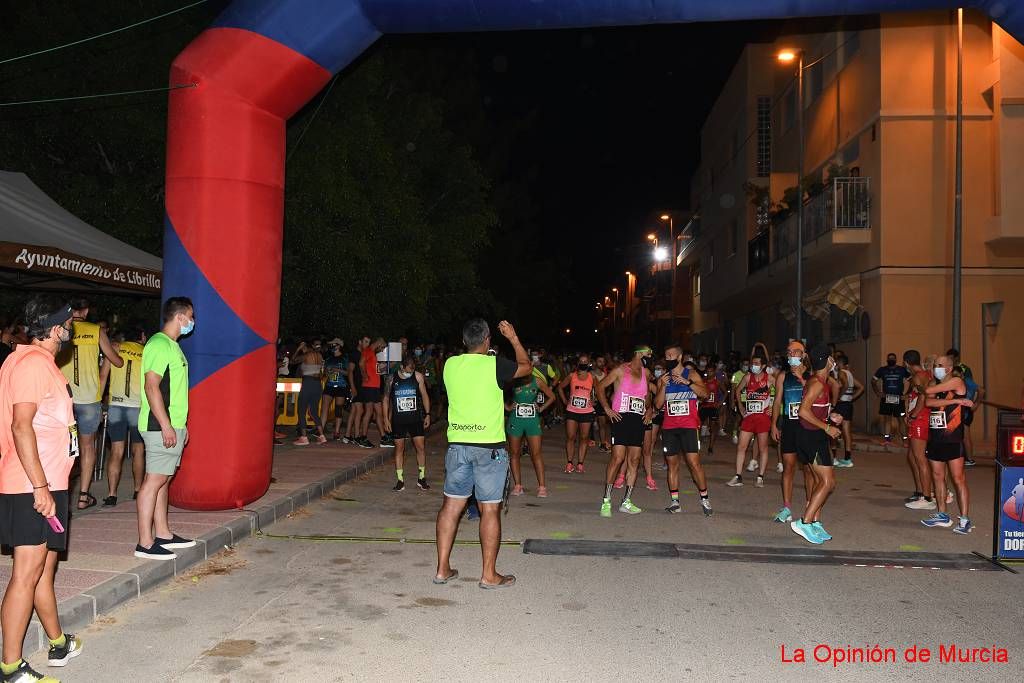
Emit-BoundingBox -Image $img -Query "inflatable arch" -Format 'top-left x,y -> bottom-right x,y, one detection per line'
165,0 -> 1024,509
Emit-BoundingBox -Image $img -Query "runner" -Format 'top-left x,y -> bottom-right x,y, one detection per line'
728,351 -> 772,487
99,328 -> 146,506
318,339 -> 348,440
0,297 -> 83,680
655,347 -> 712,516
770,339 -> 809,523
343,338 -> 365,444
57,298 -> 123,510
558,353 -> 597,473
291,340 -> 327,446
382,355 -> 431,492
791,345 -> 843,544
728,359 -> 749,445
640,359 -> 665,491
832,353 -> 864,467
434,319 -> 529,589
592,355 -> 612,452
356,337 -> 385,448
505,370 -> 554,496
698,359 -> 723,455
902,350 -> 937,510
597,346 -> 653,517
920,355 -> 974,534
872,352 -> 910,444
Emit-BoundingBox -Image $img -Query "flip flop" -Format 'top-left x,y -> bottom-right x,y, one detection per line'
77,492 -> 97,510
432,569 -> 458,585
478,574 -> 516,590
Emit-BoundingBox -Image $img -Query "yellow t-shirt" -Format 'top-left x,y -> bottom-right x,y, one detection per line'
108,341 -> 144,408
59,321 -> 102,404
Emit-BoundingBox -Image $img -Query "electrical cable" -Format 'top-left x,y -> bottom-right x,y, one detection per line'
286,74 -> 340,163
0,82 -> 196,107
0,0 -> 209,67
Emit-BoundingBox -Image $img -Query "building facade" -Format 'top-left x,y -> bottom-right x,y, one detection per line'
682,10 -> 1024,435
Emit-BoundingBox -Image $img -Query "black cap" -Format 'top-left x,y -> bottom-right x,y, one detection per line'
808,344 -> 831,371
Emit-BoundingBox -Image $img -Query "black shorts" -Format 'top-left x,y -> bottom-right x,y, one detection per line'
962,408 -> 974,427
392,419 -> 425,440
0,490 -> 70,551
834,401 -> 853,421
780,418 -> 800,454
594,401 -> 606,416
698,406 -> 719,422
662,428 -> 701,456
796,428 -> 834,466
356,387 -> 381,404
611,413 -> 645,448
323,385 -> 350,400
879,399 -> 904,416
926,441 -> 963,462
566,412 -> 595,424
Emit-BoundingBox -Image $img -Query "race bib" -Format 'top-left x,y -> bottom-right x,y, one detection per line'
536,392 -> 546,406
746,400 -> 764,414
516,403 -> 537,419
667,399 -> 690,417
787,402 -> 800,420
68,422 -> 80,459
571,396 -> 589,410
929,410 -> 947,430
397,396 -> 417,413
627,397 -> 646,415
885,394 -> 900,405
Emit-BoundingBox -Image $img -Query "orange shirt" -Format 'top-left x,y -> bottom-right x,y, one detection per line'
361,347 -> 381,389
0,345 -> 77,494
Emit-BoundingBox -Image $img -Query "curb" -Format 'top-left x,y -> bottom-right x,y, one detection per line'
20,449 -> 388,655
852,440 -> 995,458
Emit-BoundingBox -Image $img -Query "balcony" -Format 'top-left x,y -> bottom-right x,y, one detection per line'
772,177 -> 870,262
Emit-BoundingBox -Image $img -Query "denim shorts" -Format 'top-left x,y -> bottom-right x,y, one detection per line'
107,405 -> 142,443
73,401 -> 102,435
443,444 -> 509,504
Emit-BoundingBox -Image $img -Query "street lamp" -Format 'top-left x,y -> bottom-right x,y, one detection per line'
777,47 -> 805,341
654,246 -> 669,262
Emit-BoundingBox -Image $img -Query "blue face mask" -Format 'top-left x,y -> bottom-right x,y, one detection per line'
180,318 -> 195,336
788,356 -> 802,367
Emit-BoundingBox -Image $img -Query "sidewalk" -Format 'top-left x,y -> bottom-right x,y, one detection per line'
847,431 -> 995,458
0,438 -> 389,655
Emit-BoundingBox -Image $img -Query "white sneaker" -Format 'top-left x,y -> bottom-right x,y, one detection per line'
946,490 -> 955,504
731,434 -> 739,445
746,459 -> 759,472
905,497 -> 937,510
726,475 -> 743,487
755,475 -> 765,488
718,429 -> 727,437
700,426 -> 709,437
775,462 -> 784,474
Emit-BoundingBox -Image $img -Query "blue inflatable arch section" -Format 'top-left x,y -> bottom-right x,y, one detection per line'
164,0 -> 1024,510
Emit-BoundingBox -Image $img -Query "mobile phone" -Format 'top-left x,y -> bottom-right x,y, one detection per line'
46,516 -> 64,533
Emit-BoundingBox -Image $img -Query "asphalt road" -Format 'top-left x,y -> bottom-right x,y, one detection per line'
38,426 -> 1022,681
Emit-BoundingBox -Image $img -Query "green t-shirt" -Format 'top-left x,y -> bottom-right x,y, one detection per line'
139,332 -> 189,430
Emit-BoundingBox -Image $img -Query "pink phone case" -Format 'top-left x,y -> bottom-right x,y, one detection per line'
46,516 -> 64,533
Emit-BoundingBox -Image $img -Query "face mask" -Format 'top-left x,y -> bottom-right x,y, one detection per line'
684,355 -> 694,363
751,365 -> 763,374
654,368 -> 665,378
788,356 -> 802,367
531,354 -> 540,363
180,318 -> 195,336
698,361 -> 707,369
933,367 -> 947,380
887,359 -> 896,367
665,359 -> 679,371
741,364 -> 750,373
578,363 -> 591,371
56,324 -> 71,345
640,356 -> 651,369
414,348 -> 422,357
399,371 -> 413,379
331,347 -> 342,356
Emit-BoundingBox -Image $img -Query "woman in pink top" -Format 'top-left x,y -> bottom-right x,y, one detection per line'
557,353 -> 597,474
0,297 -> 83,677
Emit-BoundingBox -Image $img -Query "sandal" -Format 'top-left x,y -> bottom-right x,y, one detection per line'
479,574 -> 517,590
101,496 -> 117,507
78,492 -> 97,510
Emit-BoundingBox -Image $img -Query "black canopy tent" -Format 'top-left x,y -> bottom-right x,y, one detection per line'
0,171 -> 161,296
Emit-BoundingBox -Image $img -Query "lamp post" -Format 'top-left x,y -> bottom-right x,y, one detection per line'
778,49 -> 805,341
660,213 -> 677,341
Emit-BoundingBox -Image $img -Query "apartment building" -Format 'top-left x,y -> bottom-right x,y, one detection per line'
680,10 -> 1024,434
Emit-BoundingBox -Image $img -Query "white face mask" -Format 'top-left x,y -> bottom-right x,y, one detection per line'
654,368 -> 665,378
933,367 -> 947,381
751,365 -> 763,375
399,370 -> 413,379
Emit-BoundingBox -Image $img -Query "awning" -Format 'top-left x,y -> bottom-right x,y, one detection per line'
802,285 -> 831,321
0,171 -> 161,295
827,274 -> 861,315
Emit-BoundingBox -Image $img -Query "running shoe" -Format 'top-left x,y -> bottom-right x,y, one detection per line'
905,497 -> 936,510
380,436 -> 395,448
790,520 -> 824,544
588,439 -> 596,447
665,500 -> 681,514
773,506 -> 792,523
341,436 -> 352,444
700,497 -> 713,516
731,433 -> 739,445
964,458 -> 976,467
921,512 -> 953,528
613,473 -> 625,489
645,476 -> 658,491
392,480 -> 405,492
946,490 -> 955,504
332,432 -> 341,441
746,459 -> 759,472
904,492 -> 923,503
952,517 -> 973,534
619,499 -> 642,515
755,475 -> 764,488
600,499 -> 612,517
833,458 -> 853,468
700,426 -> 709,437
537,486 -> 548,498
292,436 -> 310,446
416,478 -> 430,491
726,475 -> 743,487
600,444 -> 611,453
511,485 -> 524,496
361,437 -> 376,449
775,462 -> 784,473
564,463 -> 575,474
47,633 -> 83,667
810,521 -> 832,541
273,431 -> 287,439
1,660 -> 58,682
575,463 -> 585,474
316,434 -> 328,444
718,428 -> 727,437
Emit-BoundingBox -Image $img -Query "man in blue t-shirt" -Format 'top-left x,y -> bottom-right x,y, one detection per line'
872,353 -> 910,443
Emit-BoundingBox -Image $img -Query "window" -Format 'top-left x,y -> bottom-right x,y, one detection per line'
692,265 -> 701,297
756,96 -> 771,177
